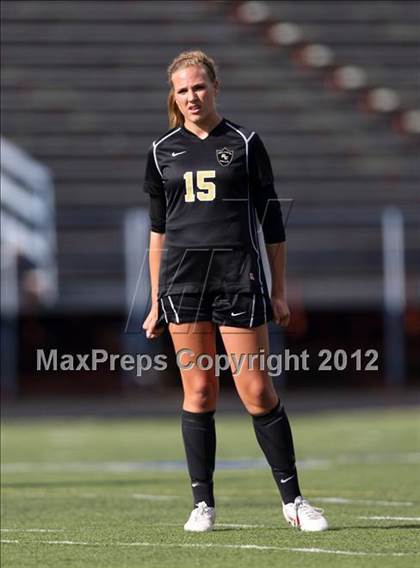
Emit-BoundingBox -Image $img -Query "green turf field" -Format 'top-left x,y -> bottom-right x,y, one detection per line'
1,407 -> 419,567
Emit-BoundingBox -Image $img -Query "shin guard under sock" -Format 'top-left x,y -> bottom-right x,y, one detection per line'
181,409 -> 216,507
252,400 -> 301,504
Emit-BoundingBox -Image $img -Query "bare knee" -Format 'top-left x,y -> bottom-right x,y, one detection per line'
183,376 -> 218,412
239,375 -> 278,414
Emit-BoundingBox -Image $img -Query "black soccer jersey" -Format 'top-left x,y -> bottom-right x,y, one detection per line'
143,117 -> 285,297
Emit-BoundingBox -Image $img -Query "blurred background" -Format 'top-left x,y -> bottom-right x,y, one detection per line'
1,0 -> 419,414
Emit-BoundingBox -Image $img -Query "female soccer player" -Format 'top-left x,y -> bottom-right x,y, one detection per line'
142,51 -> 328,533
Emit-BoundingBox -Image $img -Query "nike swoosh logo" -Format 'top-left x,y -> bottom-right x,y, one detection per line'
172,151 -> 186,157
192,482 -> 200,487
280,474 -> 295,484
231,311 -> 246,317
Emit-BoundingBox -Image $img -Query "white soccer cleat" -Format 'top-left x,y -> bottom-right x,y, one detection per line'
184,501 -> 216,532
282,496 -> 328,532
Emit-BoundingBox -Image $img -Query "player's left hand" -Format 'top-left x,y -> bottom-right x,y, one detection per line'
142,306 -> 165,339
271,295 -> 290,327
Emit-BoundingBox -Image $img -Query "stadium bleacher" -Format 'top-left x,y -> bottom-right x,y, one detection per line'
266,0 -> 420,108
1,0 -> 419,310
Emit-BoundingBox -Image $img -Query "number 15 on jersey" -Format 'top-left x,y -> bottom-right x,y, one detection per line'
183,170 -> 216,202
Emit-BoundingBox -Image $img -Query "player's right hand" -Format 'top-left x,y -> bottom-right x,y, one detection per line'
142,306 -> 165,339
271,295 -> 291,327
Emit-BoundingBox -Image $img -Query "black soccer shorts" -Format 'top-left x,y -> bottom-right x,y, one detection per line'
158,291 -> 273,328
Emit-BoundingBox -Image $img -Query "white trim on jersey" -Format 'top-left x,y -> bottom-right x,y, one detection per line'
249,293 -> 256,327
167,295 -> 180,324
225,121 -> 266,305
262,293 -> 267,323
153,127 -> 182,178
247,131 -> 256,145
160,298 -> 169,324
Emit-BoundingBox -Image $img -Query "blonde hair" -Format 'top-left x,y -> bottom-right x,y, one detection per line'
167,50 -> 219,128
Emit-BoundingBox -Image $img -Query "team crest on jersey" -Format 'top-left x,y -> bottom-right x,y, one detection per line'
216,147 -> 234,166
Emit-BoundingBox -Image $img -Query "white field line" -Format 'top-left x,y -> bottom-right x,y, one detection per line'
359,516 -> 420,521
0,539 -> 417,557
147,522 -> 271,529
0,490 -> 178,501
314,497 -> 414,506
1,529 -> 64,533
216,523 -> 266,529
336,453 -> 420,465
2,453 -> 419,474
202,495 -> 415,508
3,515 -> 418,536
131,493 -> 179,501
39,540 -> 90,545
1,488 -> 413,509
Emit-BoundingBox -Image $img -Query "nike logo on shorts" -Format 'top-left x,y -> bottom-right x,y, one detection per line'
172,151 -> 186,157
231,311 -> 246,317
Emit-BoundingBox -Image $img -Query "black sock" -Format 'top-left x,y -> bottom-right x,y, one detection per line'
181,409 -> 216,507
252,400 -> 301,504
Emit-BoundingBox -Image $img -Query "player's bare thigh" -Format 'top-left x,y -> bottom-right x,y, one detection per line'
219,323 -> 278,415
168,321 -> 219,413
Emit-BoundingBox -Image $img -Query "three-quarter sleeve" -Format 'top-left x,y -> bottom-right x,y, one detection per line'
143,145 -> 166,234
248,134 -> 286,243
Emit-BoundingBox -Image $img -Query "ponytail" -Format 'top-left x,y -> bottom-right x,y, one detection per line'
167,90 -> 185,129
